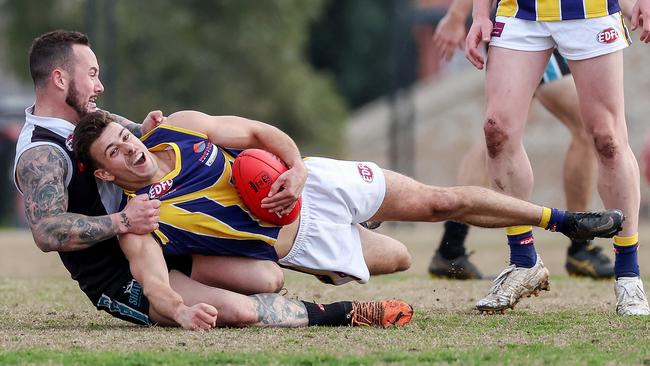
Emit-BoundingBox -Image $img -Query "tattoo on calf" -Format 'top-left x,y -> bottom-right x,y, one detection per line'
250,294 -> 308,327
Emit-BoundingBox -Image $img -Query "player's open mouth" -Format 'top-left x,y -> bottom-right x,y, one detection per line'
133,152 -> 146,167
88,96 -> 98,109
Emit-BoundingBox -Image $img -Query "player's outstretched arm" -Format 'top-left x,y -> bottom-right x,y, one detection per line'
164,111 -> 307,215
433,0 -> 473,61
119,233 -> 218,330
16,146 -> 162,252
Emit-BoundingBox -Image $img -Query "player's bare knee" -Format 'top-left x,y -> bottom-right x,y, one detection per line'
252,263 -> 284,293
267,266 -> 285,293
592,131 -> 621,162
396,247 -> 412,272
483,117 -> 509,159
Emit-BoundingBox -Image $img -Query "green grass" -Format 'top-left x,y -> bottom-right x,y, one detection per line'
2,329 -> 650,366
3,228 -> 650,365
2,279 -> 650,366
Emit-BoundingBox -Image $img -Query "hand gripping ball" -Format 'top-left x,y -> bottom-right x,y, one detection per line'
232,149 -> 301,226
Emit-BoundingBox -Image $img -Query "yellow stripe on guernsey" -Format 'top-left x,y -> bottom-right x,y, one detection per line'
496,0 -> 519,17
537,0 -> 561,21
585,0 -> 610,18
614,234 -> 639,246
497,0 -> 617,21
506,225 -> 533,236
158,152 -> 277,246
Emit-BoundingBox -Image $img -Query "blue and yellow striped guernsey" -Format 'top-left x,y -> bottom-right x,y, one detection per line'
496,0 -> 621,21
124,125 -> 280,261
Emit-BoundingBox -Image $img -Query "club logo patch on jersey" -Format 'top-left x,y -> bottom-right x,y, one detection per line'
491,22 -> 505,37
149,179 -> 174,199
66,133 -> 74,151
193,141 -> 206,153
597,27 -> 618,44
197,142 -> 218,167
357,163 -> 374,183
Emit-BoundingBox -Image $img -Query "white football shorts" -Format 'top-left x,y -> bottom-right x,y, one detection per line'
277,157 -> 386,285
490,13 -> 630,60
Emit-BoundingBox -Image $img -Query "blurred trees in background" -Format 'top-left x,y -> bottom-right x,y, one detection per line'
309,0 -> 416,109
1,0 -> 348,155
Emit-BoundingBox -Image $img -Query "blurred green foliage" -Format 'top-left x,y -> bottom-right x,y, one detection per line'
1,0 -> 347,155
309,0 -> 394,109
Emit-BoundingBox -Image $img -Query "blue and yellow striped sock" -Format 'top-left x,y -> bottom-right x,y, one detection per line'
507,226 -> 537,268
539,207 -> 566,232
613,234 -> 640,278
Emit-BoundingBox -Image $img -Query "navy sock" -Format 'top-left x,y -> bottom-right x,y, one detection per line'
614,244 -> 640,278
546,208 -> 567,232
507,229 -> 537,268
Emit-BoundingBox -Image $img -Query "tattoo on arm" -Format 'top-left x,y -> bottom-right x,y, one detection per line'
249,294 -> 308,327
109,113 -> 142,137
120,212 -> 131,229
16,146 -> 119,252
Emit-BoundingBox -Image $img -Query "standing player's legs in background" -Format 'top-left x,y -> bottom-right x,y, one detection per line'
568,50 -> 649,315
473,45 -> 555,311
428,141 -> 487,279
534,64 -> 613,279
429,51 -> 612,279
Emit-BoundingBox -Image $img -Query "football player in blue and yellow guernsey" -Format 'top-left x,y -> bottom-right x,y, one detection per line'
74,110 -> 625,322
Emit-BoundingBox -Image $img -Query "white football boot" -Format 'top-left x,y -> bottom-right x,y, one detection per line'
615,277 -> 650,315
476,257 -> 550,313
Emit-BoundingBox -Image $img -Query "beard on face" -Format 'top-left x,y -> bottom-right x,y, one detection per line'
65,79 -> 89,118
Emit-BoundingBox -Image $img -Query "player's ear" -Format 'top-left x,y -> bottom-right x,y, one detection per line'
94,168 -> 115,182
52,68 -> 67,90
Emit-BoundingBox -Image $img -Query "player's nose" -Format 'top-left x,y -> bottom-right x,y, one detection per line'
121,142 -> 136,154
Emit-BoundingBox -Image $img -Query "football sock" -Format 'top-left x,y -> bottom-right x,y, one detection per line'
568,239 -> 590,256
302,301 -> 353,326
438,221 -> 469,260
539,207 -> 566,232
613,234 -> 640,278
507,226 -> 537,268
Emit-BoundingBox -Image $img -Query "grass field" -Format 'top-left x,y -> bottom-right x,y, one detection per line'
1,225 -> 650,366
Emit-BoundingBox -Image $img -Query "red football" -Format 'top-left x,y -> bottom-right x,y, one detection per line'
232,149 -> 301,226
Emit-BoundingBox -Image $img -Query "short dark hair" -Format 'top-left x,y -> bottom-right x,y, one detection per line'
29,30 -> 90,87
73,111 -> 114,171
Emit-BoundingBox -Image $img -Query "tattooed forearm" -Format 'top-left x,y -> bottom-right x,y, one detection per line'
17,146 -> 119,252
120,212 -> 131,229
109,113 -> 142,137
249,294 -> 309,327
36,213 -> 116,251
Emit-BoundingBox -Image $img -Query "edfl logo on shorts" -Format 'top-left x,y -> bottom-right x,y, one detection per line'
597,27 -> 618,44
357,163 -> 374,183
